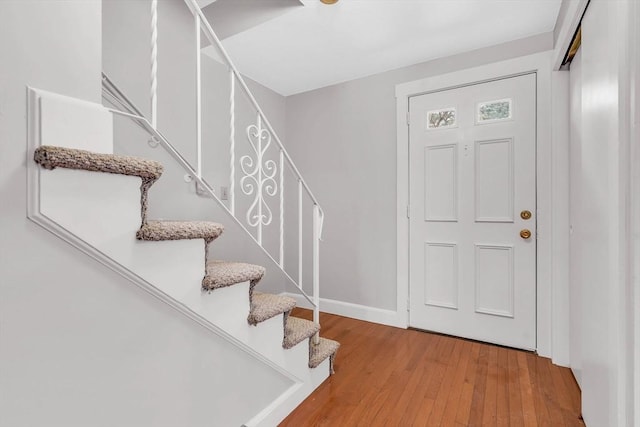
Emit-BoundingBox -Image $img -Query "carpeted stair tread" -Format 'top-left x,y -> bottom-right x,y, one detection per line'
309,337 -> 340,372
34,145 -> 163,180
248,292 -> 296,325
137,220 -> 224,242
202,260 -> 265,291
283,316 -> 320,350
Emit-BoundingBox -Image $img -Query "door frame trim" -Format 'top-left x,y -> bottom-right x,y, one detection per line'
395,51 -> 557,358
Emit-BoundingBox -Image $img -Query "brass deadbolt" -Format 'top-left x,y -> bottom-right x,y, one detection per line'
521,210 -> 532,220
520,229 -> 532,239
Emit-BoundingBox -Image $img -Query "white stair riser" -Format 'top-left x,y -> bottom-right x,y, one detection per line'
183,281 -> 252,328
40,91 -> 114,155
40,169 -> 203,298
39,167 -> 326,383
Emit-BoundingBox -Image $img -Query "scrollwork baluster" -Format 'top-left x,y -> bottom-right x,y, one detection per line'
240,114 -> 278,245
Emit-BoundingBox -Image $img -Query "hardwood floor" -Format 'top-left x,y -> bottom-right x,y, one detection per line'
280,309 -> 584,427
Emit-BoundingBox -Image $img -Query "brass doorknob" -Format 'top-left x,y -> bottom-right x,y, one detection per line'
521,210 -> 532,220
520,229 -> 532,239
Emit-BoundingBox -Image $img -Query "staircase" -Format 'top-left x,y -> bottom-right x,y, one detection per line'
33,145 -> 339,375
23,0 -> 339,423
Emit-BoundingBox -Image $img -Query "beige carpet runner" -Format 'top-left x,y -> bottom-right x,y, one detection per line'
34,145 -> 339,372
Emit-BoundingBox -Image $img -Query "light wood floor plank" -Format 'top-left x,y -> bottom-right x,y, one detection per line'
482,345 -> 499,426
456,342 -> 481,425
508,349 -> 525,427
468,344 -> 489,426
426,338 -> 464,425
517,351 -> 539,427
496,347 -> 511,427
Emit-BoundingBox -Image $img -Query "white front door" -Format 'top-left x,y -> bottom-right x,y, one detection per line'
408,73 -> 536,350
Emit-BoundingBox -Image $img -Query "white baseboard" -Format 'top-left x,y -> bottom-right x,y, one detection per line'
283,293 -> 407,329
243,383 -> 303,427
243,357 -> 329,427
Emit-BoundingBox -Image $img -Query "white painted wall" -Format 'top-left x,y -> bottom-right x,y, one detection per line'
568,47 -> 583,387
102,0 -> 294,295
632,2 -> 640,423
578,7 -> 619,420
566,0 -> 638,425
285,33 -> 553,312
0,1 -> 294,425
623,6 -> 640,424
551,69 -> 571,367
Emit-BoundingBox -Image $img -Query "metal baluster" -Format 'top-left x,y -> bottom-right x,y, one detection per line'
313,204 -> 320,344
150,0 -> 158,128
279,149 -> 284,267
195,15 -> 202,179
298,179 -> 303,290
240,115 -> 275,245
229,69 -> 235,215
256,114 -> 263,245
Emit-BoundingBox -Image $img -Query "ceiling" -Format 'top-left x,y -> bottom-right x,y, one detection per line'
204,0 -> 562,96
202,0 -> 303,41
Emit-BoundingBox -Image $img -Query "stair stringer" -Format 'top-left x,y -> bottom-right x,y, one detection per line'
27,87 -> 329,426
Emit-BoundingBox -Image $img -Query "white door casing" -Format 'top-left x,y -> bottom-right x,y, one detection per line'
396,52 -> 556,358
408,74 -> 537,350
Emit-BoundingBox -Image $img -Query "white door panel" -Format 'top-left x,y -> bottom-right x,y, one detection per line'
474,138 -> 514,222
424,144 -> 458,221
409,73 -> 536,350
423,242 -> 459,309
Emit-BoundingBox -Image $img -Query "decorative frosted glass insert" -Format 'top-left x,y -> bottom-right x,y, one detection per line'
477,98 -> 512,122
427,107 -> 456,129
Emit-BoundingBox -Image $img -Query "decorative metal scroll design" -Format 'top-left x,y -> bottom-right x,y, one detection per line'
240,116 -> 277,241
